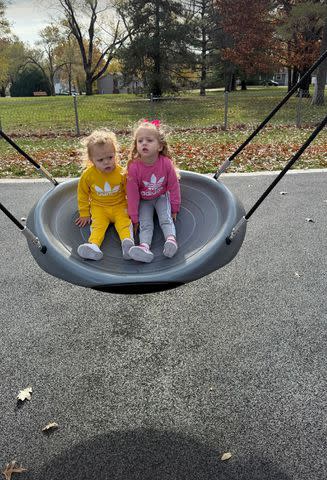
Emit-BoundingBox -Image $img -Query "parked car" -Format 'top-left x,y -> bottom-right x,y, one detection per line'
262,79 -> 279,86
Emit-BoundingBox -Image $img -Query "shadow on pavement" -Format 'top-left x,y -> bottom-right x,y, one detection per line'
34,429 -> 291,480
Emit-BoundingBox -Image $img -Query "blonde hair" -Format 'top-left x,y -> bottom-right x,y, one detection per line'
127,120 -> 179,177
80,129 -> 120,169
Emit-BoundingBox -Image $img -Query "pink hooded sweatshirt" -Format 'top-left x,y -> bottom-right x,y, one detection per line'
126,155 -> 181,224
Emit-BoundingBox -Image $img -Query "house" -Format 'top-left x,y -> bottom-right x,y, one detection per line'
273,69 -> 289,86
273,68 -> 327,86
97,73 -> 143,94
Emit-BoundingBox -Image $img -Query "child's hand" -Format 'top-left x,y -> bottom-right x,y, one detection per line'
133,222 -> 139,235
75,216 -> 91,227
172,213 -> 177,222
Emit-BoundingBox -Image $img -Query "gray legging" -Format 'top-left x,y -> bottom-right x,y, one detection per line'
139,193 -> 176,246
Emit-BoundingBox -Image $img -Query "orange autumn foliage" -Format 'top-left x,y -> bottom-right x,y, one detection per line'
215,0 -> 282,74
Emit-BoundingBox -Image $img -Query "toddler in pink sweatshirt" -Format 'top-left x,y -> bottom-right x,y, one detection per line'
126,119 -> 181,263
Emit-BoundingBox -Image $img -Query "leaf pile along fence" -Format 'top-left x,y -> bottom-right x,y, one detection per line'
0,87 -> 326,137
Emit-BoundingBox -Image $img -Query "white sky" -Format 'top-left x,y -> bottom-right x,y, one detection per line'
6,0 -> 52,45
6,1 -> 118,46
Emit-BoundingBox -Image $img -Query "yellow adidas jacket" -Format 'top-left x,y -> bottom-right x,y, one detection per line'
77,165 -> 127,217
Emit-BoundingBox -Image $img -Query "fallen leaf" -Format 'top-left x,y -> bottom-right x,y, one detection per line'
42,422 -> 59,432
17,387 -> 32,402
305,218 -> 315,223
280,191 -> 288,195
221,452 -> 232,461
1,461 -> 27,480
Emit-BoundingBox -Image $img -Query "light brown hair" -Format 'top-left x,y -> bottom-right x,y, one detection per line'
80,129 -> 120,169
127,119 -> 179,176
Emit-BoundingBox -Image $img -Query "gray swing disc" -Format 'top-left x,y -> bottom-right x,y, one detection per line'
27,171 -> 246,293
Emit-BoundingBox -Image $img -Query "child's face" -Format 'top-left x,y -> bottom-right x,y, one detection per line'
136,128 -> 162,163
89,142 -> 116,173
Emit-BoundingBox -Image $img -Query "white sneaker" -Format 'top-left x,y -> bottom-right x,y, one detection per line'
122,238 -> 134,260
163,237 -> 178,258
77,243 -> 103,260
129,244 -> 154,263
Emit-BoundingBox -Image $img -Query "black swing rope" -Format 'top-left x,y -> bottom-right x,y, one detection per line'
226,112 -> 327,244
214,48 -> 327,179
0,129 -> 59,186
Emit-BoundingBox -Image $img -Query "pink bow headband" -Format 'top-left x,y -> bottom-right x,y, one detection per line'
143,119 -> 160,127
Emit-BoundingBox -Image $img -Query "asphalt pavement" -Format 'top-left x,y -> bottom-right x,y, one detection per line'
0,170 -> 326,480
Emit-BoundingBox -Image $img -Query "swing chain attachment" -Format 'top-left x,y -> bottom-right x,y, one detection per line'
214,158 -> 231,179
38,165 -> 59,187
226,216 -> 247,245
0,203 -> 47,254
22,227 -> 47,254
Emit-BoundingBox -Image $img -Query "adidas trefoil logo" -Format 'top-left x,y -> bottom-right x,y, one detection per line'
95,182 -> 120,196
142,174 -> 165,196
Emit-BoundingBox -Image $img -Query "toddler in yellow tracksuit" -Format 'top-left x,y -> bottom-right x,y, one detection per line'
75,129 -> 134,261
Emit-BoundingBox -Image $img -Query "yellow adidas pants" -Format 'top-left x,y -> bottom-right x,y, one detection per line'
89,203 -> 133,247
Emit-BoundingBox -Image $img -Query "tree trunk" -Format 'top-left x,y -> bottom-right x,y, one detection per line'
152,0 -> 162,97
291,66 -> 299,88
298,70 -> 311,97
85,72 -> 93,95
287,41 -> 292,91
49,78 -> 55,96
200,62 -> 206,96
199,6 -> 207,97
85,82 -> 93,95
229,73 -> 236,91
312,19 -> 327,106
113,75 -> 119,94
68,64 -> 73,95
287,67 -> 292,91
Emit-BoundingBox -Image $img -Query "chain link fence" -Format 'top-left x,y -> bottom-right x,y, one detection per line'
0,86 -> 326,137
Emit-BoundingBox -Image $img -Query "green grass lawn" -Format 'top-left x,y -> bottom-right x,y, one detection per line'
0,87 -> 326,177
0,87 -> 325,134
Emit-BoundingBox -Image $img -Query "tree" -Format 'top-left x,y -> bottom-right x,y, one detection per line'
55,36 -> 85,94
276,0 -> 326,95
56,0 -> 129,95
184,0 -> 219,96
215,0 -> 281,82
24,25 -> 68,95
116,0 -> 194,96
0,39 -> 26,96
0,0 -> 11,95
0,39 -> 10,95
312,13 -> 327,105
0,0 -> 9,35
10,65 -> 50,97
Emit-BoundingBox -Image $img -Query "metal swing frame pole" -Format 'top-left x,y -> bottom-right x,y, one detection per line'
214,49 -> 327,179
226,113 -> 327,244
0,130 -> 59,186
0,203 -> 47,253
